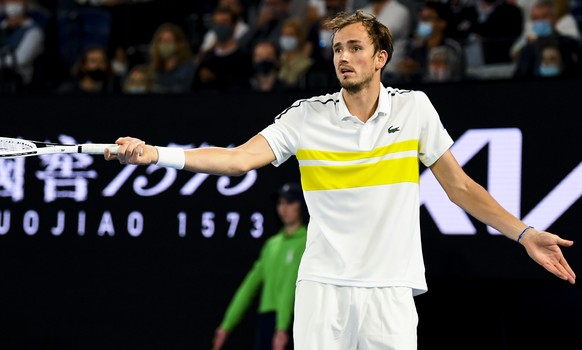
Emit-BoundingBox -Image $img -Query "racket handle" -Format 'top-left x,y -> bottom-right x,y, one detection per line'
80,144 -> 119,155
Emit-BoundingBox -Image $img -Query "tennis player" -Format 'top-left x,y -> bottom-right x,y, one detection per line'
106,10 -> 575,350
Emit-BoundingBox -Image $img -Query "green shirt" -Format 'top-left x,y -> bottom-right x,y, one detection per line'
220,225 -> 307,332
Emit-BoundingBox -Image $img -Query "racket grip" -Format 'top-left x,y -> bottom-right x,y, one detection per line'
81,144 -> 119,155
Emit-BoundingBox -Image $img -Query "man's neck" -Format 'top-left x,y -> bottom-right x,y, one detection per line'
342,81 -> 381,123
284,222 -> 302,236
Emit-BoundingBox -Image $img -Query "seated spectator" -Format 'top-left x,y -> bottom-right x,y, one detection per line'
123,63 -> 154,94
511,0 -> 581,59
395,1 -> 465,83
56,44 -> 119,94
239,0 -> 292,49
537,43 -> 566,77
447,0 -> 479,44
426,45 -> 464,82
359,0 -> 413,80
249,40 -> 290,92
468,0 -> 523,64
149,22 -> 195,94
198,0 -> 249,54
513,0 -> 582,78
194,6 -> 252,92
277,17 -> 314,88
0,0 -> 44,93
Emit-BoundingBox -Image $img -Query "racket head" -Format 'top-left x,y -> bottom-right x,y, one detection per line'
0,137 -> 43,158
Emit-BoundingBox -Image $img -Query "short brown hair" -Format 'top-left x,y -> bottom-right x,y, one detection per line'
329,10 -> 394,64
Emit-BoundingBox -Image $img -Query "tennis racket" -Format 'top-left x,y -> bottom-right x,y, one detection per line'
0,137 -> 119,159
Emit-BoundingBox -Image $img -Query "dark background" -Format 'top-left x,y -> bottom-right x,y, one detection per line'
0,78 -> 580,350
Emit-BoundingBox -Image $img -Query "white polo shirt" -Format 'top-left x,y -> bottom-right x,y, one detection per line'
259,84 -> 453,295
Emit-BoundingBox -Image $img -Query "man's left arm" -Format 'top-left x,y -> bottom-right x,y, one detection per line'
430,150 -> 576,284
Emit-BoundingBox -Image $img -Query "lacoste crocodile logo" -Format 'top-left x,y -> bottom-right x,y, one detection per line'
388,126 -> 400,134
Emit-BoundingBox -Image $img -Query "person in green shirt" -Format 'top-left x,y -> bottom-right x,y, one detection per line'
212,183 -> 308,350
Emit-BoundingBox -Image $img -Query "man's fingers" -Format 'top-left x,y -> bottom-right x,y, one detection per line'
557,238 -> 574,247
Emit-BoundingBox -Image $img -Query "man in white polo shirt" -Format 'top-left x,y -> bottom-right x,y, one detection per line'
106,10 -> 576,350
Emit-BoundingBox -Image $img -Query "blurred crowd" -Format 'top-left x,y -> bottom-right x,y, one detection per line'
1,0 -> 581,95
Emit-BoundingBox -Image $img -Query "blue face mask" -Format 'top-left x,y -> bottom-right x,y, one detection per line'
532,20 -> 553,38
539,64 -> 560,77
416,21 -> 433,39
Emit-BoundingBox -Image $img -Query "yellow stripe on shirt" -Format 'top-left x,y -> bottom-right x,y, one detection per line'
300,156 -> 419,191
296,139 -> 418,162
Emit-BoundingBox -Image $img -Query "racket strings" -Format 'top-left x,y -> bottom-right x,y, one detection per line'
0,139 -> 36,152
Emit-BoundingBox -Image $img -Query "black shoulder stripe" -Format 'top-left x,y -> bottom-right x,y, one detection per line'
387,89 -> 413,96
274,97 -> 338,121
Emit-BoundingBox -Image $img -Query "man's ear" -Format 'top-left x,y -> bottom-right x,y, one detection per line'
375,50 -> 389,70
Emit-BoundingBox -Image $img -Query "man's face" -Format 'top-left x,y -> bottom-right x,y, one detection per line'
332,23 -> 384,93
253,42 -> 277,64
84,50 -> 107,71
277,199 -> 302,226
541,47 -> 562,66
530,5 -> 554,23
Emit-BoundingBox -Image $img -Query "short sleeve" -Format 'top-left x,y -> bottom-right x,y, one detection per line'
416,91 -> 454,167
259,100 -> 305,167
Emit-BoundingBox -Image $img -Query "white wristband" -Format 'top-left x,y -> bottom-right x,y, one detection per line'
155,146 -> 185,169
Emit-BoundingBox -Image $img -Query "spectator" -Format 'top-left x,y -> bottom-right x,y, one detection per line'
396,1 -> 464,82
56,44 -> 119,94
537,43 -> 565,77
0,0 -> 44,92
249,40 -> 290,92
239,0 -> 292,49
359,0 -> 413,80
426,45 -> 464,82
199,0 -> 250,54
194,6 -> 252,92
447,0 -> 479,44
277,17 -> 314,87
149,22 -> 195,94
513,0 -> 582,78
468,0 -> 523,64
122,63 -> 154,94
511,0 -> 581,59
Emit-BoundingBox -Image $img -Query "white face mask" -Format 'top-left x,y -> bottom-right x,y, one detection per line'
4,2 -> 25,18
279,35 -> 299,52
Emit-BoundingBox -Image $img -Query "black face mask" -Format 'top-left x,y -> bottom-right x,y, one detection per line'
85,69 -> 107,81
254,60 -> 276,75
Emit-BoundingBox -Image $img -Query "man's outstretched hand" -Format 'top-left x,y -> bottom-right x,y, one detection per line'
520,229 -> 575,284
104,137 -> 158,165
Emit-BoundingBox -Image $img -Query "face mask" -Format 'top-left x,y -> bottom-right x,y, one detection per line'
126,86 -> 147,94
213,24 -> 233,43
254,60 -> 276,75
4,3 -> 25,18
538,64 -> 560,77
279,36 -> 298,52
532,20 -> 553,38
85,68 -> 107,81
111,60 -> 127,76
416,21 -> 433,39
157,43 -> 177,59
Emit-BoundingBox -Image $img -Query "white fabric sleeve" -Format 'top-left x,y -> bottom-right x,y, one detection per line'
259,100 -> 305,167
416,91 -> 454,167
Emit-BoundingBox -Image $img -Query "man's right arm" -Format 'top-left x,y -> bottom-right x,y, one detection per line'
105,134 -> 276,176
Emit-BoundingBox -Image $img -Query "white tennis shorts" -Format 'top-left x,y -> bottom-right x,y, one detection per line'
293,281 -> 418,350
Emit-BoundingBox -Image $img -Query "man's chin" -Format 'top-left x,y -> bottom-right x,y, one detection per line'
340,80 -> 364,93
